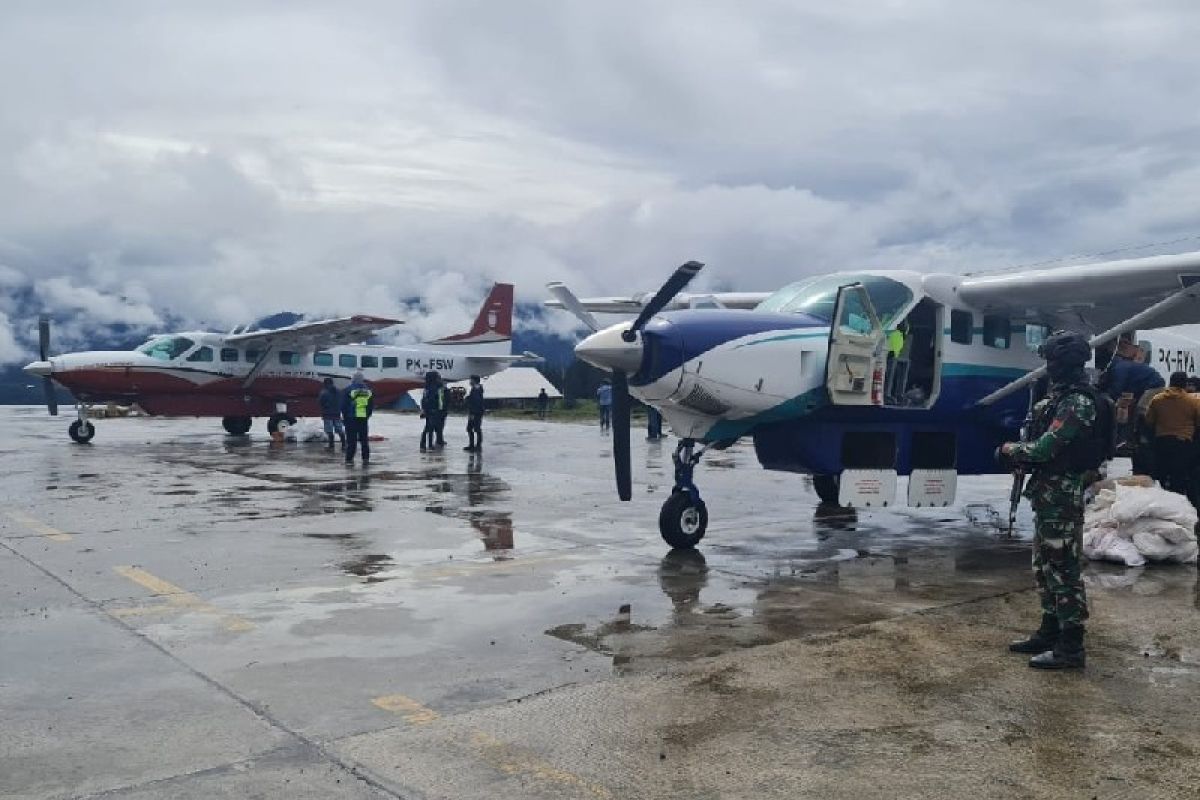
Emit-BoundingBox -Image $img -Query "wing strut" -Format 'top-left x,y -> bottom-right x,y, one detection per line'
242,346 -> 275,390
977,285 -> 1200,406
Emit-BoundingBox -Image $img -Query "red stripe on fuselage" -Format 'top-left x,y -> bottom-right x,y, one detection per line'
55,367 -> 419,417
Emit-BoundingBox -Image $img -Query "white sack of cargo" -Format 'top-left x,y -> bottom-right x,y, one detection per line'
283,418 -> 328,443
1083,483 -> 1198,565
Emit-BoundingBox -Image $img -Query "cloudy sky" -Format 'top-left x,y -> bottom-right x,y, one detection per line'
3,1 -> 1200,362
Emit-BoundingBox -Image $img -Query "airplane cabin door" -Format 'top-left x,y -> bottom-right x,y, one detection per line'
825,284 -> 886,406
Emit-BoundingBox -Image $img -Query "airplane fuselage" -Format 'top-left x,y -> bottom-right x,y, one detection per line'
579,269 -> 1198,479
35,337 -> 506,418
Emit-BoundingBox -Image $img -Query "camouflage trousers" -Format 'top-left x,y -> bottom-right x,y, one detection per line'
1032,515 -> 1089,627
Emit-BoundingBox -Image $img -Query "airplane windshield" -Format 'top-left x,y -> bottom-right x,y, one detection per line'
756,274 -> 914,324
137,336 -> 195,361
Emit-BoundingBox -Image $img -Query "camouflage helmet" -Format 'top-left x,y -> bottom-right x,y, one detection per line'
1038,330 -> 1091,367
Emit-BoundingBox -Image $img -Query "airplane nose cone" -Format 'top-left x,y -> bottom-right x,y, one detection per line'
575,324 -> 644,374
23,360 -> 52,377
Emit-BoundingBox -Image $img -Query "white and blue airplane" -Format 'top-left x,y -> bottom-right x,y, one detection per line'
547,251 -> 1200,549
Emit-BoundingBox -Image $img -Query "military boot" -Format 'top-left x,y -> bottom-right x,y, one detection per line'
1009,614 -> 1059,654
1029,624 -> 1085,670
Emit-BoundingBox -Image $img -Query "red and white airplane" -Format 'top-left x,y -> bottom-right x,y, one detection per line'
24,283 -> 537,442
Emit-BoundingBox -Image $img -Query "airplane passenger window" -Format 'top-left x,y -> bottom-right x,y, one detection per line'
757,274 -> 913,325
339,354 -> 357,368
186,346 -> 214,362
313,352 -> 333,366
1025,324 -> 1051,351
278,351 -> 299,365
244,349 -> 261,363
950,310 -> 973,344
983,316 -> 1011,349
220,348 -> 239,362
361,355 -> 379,368
382,357 -> 398,369
137,336 -> 194,361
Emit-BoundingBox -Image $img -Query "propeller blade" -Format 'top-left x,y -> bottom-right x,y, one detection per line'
38,315 -> 50,361
612,370 -> 632,501
43,376 -> 58,416
626,261 -> 704,339
545,282 -> 600,332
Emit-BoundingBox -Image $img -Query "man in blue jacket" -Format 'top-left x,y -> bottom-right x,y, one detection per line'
342,371 -> 374,465
317,377 -> 345,451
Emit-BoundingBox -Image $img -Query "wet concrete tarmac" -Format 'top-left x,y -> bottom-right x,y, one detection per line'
1,406 -> 1197,799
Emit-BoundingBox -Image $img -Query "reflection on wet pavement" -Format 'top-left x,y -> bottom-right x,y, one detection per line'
4,408 -> 1198,782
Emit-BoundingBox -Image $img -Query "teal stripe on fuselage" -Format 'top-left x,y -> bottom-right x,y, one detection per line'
940,363 -> 1029,379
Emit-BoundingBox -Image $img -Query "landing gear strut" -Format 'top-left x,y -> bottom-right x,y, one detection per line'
659,438 -> 708,549
68,405 -> 95,444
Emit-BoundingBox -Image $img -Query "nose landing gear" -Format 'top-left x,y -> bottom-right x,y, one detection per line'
68,405 -> 95,443
659,439 -> 709,549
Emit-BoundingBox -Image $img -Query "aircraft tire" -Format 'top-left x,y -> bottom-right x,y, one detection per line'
812,474 -> 841,505
68,420 -> 95,444
659,491 -> 708,550
267,413 -> 297,434
222,416 -> 253,436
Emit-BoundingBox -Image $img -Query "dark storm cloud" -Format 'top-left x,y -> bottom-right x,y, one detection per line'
2,1 -> 1200,361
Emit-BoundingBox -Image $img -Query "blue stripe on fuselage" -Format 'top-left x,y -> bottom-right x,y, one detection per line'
632,309 -> 826,387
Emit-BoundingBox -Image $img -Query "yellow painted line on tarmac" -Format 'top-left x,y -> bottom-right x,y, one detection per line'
470,731 -> 613,799
4,510 -> 73,541
367,696 -> 611,796
419,554 -> 574,580
113,566 -> 254,632
371,694 -> 441,725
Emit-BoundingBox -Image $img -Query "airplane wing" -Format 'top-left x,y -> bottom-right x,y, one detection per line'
464,351 -> 544,363
544,291 -> 770,314
958,251 -> 1200,332
225,315 -> 403,351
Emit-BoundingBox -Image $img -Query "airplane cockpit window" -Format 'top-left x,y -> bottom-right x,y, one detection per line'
757,275 -> 914,324
137,336 -> 195,361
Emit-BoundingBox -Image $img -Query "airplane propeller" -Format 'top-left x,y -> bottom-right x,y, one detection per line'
38,316 -> 58,416
553,261 -> 704,501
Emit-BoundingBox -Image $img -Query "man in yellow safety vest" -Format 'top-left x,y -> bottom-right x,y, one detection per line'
342,371 -> 374,466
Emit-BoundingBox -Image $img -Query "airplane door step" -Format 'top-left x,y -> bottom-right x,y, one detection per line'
838,469 -> 897,508
908,468 -> 957,507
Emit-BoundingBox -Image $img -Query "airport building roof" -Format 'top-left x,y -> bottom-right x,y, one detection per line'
406,367 -> 562,403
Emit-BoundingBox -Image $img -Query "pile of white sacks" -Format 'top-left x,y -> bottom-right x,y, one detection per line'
1084,477 -> 1199,566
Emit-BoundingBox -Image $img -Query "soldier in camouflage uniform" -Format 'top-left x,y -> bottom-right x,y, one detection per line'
1000,331 -> 1101,670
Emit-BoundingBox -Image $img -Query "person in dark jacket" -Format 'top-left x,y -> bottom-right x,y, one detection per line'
464,375 -> 484,451
420,372 -> 445,451
341,371 -> 374,465
317,377 -> 345,450
1102,353 -> 1164,401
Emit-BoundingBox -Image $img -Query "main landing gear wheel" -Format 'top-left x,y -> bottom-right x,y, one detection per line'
222,416 -> 253,436
659,491 -> 708,549
813,474 -> 841,505
267,413 -> 297,434
68,419 -> 95,444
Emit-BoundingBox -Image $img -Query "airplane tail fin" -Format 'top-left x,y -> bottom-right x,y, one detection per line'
426,283 -> 514,353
